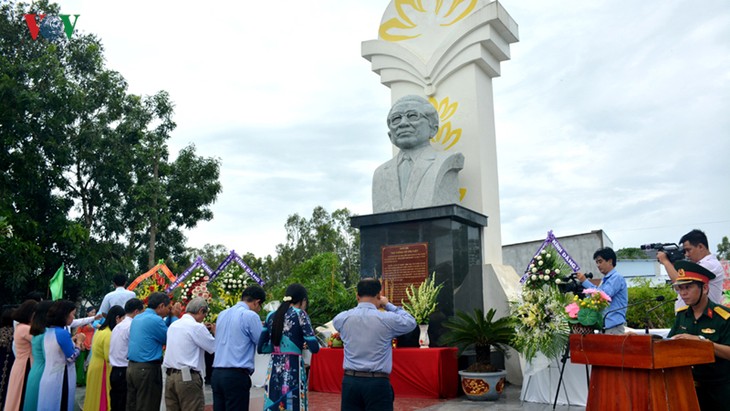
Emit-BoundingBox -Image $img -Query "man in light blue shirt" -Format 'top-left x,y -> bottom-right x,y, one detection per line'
333,278 -> 416,411
99,274 -> 136,317
577,247 -> 628,334
212,285 -> 266,411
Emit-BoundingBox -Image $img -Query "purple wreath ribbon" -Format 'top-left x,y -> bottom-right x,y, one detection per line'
165,256 -> 215,293
519,230 -> 581,283
208,250 -> 265,286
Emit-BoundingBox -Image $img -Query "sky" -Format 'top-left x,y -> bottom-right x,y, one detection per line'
52,0 -> 730,260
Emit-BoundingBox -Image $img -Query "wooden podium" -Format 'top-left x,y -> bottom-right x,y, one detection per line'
569,334 -> 714,410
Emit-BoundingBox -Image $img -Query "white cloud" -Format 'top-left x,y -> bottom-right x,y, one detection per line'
54,0 -> 730,258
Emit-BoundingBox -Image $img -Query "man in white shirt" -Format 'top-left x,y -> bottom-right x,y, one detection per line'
100,274 -> 136,317
163,297 -> 216,411
109,297 -> 143,411
658,229 -> 725,310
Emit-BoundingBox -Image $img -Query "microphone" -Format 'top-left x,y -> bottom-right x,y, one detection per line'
601,295 -> 666,333
644,297 -> 678,334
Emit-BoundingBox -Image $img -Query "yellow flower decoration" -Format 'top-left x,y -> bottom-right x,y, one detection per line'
380,0 -> 479,42
428,96 -> 461,151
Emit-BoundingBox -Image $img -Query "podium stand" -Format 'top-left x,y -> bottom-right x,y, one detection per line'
569,334 -> 714,410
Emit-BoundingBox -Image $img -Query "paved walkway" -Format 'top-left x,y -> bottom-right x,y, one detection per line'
75,382 -> 586,410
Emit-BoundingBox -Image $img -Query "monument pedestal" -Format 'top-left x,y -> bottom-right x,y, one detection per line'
351,204 -> 487,346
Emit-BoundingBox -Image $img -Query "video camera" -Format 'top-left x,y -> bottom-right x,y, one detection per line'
557,272 -> 593,298
640,243 -> 685,263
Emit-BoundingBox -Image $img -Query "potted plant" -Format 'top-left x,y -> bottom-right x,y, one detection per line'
439,308 -> 516,401
564,288 -> 612,334
402,272 -> 444,348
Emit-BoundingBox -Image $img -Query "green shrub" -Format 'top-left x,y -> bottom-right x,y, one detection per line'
626,278 -> 676,329
270,252 -> 356,328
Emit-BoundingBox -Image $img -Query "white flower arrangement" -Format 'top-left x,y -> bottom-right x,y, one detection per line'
402,272 -> 444,324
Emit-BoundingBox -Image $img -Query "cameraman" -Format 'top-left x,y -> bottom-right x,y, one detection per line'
576,247 -> 628,334
658,229 -> 724,310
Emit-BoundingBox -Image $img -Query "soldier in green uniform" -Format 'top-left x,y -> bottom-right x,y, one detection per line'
668,260 -> 730,410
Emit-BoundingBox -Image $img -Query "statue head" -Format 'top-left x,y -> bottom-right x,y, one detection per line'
387,95 -> 439,150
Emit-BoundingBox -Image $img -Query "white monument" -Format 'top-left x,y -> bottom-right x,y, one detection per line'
362,0 -> 523,382
363,0 -> 518,266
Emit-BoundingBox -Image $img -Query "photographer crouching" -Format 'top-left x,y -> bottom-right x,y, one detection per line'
575,247 -> 628,335
657,229 -> 724,310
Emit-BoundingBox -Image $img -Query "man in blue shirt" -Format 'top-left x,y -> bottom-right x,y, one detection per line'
99,274 -> 136,317
333,278 -> 417,411
577,247 -> 628,334
126,292 -> 179,411
212,284 -> 266,411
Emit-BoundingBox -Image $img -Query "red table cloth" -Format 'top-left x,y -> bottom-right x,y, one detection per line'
309,347 -> 458,399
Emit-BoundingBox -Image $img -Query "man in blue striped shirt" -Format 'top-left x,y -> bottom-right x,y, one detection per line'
333,278 -> 416,411
212,284 -> 266,411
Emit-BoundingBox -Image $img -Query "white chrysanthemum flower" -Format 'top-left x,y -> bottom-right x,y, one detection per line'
538,260 -> 544,266
555,269 -> 561,274
555,279 -> 562,284
531,267 -> 537,273
546,253 -> 551,258
531,275 -> 537,281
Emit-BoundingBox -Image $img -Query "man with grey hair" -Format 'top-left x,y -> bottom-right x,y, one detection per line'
163,297 -> 216,411
372,95 -> 464,213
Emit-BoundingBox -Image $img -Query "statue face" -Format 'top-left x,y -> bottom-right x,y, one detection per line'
387,101 -> 437,150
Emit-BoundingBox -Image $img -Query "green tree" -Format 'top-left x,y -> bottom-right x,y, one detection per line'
616,247 -> 649,260
0,0 -> 221,303
717,236 -> 730,261
270,252 -> 356,328
266,206 -> 359,290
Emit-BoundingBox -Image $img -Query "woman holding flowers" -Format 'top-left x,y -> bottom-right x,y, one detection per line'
575,247 -> 628,334
257,284 -> 320,411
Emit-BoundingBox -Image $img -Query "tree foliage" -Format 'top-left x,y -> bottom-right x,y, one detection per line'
269,252 -> 356,328
266,206 -> 359,290
0,0 -> 220,304
616,247 -> 649,260
717,236 -> 730,261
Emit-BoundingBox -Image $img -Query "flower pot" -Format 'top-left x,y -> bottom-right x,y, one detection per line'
418,324 -> 430,348
458,369 -> 506,401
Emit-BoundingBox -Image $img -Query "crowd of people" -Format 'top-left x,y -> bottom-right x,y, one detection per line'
1,228 -> 725,411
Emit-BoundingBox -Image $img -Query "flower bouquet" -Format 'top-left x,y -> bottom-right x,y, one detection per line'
402,272 -> 444,324
173,268 -> 224,323
565,288 -> 612,333
523,249 -> 568,290
327,332 -> 343,348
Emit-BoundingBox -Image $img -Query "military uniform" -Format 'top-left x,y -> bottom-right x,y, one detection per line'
668,260 -> 730,411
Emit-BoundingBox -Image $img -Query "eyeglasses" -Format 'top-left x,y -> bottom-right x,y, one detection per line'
388,111 -> 426,126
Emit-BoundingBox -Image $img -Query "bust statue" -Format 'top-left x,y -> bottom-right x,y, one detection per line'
372,95 -> 464,213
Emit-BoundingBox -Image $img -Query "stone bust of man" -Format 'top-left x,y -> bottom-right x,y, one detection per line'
372,95 -> 464,213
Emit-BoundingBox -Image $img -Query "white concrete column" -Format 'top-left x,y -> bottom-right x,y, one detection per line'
362,0 -> 518,264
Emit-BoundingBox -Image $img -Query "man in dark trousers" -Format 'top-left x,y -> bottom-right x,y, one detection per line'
333,278 -> 416,411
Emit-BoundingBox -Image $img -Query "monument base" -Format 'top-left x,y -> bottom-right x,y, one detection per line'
351,204 -> 488,347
